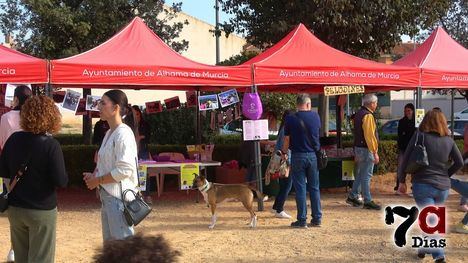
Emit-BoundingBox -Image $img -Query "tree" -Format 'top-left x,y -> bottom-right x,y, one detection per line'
433,0 -> 467,48
219,0 -> 451,58
0,0 -> 188,144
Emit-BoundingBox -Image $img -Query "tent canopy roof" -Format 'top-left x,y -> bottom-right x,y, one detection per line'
243,23 -> 419,89
50,17 -> 250,89
0,45 -> 48,84
395,27 -> 468,88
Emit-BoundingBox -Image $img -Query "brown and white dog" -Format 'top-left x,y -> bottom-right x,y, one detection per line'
193,175 -> 262,229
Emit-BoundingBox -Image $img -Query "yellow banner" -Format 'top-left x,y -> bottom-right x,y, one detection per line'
324,85 -> 365,96
180,163 -> 200,190
0,178 -> 3,194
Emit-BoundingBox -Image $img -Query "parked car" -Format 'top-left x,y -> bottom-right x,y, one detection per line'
381,119 -> 399,135
447,119 -> 468,138
454,107 -> 468,119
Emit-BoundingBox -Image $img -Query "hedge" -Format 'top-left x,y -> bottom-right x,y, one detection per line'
60,140 -> 464,187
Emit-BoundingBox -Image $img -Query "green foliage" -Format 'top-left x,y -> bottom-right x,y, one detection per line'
0,0 -> 188,58
260,93 -> 297,119
219,0 -> 451,58
61,145 -> 97,186
55,134 -> 84,145
218,50 -> 258,66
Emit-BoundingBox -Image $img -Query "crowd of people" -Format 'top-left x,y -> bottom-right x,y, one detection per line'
0,88 -> 467,263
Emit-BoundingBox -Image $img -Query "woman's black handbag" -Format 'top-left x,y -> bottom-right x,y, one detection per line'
1,153 -> 32,213
405,132 -> 429,174
120,186 -> 152,227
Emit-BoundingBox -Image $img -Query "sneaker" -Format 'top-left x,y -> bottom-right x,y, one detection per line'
270,208 -> 277,214
357,194 -> 364,202
363,201 -> 382,210
458,204 -> 468,212
309,220 -> 322,227
263,195 -> 269,202
453,223 -> 468,234
417,252 -> 425,259
434,257 -> 446,263
346,196 -> 363,207
6,249 -> 14,263
275,211 -> 292,219
290,221 -> 308,228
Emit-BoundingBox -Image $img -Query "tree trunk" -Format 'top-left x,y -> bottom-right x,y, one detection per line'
82,88 -> 92,145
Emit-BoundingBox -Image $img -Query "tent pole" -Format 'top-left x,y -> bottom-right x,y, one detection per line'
451,89 -> 455,138
416,86 -> 422,108
251,84 -> 264,211
336,95 -> 342,148
196,89 -> 201,144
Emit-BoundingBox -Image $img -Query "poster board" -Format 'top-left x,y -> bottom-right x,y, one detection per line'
62,89 -> 81,113
324,85 -> 365,96
137,165 -> 148,192
186,91 -> 197,107
164,96 -> 181,110
342,160 -> 355,181
86,95 -> 101,111
180,163 -> 199,190
415,108 -> 425,128
243,119 -> 269,141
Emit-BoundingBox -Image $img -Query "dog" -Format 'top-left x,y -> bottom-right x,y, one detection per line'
193,175 -> 262,229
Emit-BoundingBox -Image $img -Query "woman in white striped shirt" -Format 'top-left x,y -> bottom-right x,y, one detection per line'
83,90 -> 138,241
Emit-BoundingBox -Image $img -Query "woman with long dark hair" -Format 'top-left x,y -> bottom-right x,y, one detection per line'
83,90 -> 139,241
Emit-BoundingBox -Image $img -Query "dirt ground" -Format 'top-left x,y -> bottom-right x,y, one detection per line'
0,173 -> 467,263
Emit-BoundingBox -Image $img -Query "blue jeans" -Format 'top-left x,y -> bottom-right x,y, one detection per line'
272,176 -> 293,213
99,188 -> 134,241
450,178 -> 468,225
290,152 -> 322,224
412,183 -> 449,260
350,147 -> 374,203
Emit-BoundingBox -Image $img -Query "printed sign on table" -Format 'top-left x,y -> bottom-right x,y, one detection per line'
415,109 -> 425,128
342,160 -> 355,181
137,165 -> 148,192
198,94 -> 219,111
218,89 -> 239,108
243,119 -> 269,141
62,89 -> 82,113
180,163 -> 199,190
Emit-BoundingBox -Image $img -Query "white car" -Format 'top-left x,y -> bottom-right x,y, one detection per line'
454,107 -> 468,119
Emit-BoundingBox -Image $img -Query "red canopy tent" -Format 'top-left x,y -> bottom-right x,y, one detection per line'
50,17 -> 250,89
394,27 -> 468,88
0,45 -> 48,84
243,24 -> 419,91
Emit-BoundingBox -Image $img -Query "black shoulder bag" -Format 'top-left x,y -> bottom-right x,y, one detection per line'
404,131 -> 429,174
1,141 -> 35,213
293,113 -> 328,170
119,158 -> 152,227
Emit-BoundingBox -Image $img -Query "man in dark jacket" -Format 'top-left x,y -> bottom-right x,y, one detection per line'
395,103 -> 415,191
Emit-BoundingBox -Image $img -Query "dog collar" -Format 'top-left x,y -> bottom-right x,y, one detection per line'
198,180 -> 211,193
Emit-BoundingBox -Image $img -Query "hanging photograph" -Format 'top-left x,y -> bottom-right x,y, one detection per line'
86,95 -> 101,111
198,94 -> 219,111
145,101 -> 162,114
62,89 -> 82,112
186,91 -> 197,107
75,98 -> 87,115
218,89 -> 239,108
164,96 -> 181,110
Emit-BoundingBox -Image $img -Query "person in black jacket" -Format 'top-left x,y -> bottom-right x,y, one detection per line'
0,96 -> 68,263
92,119 -> 110,147
395,103 -> 415,192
